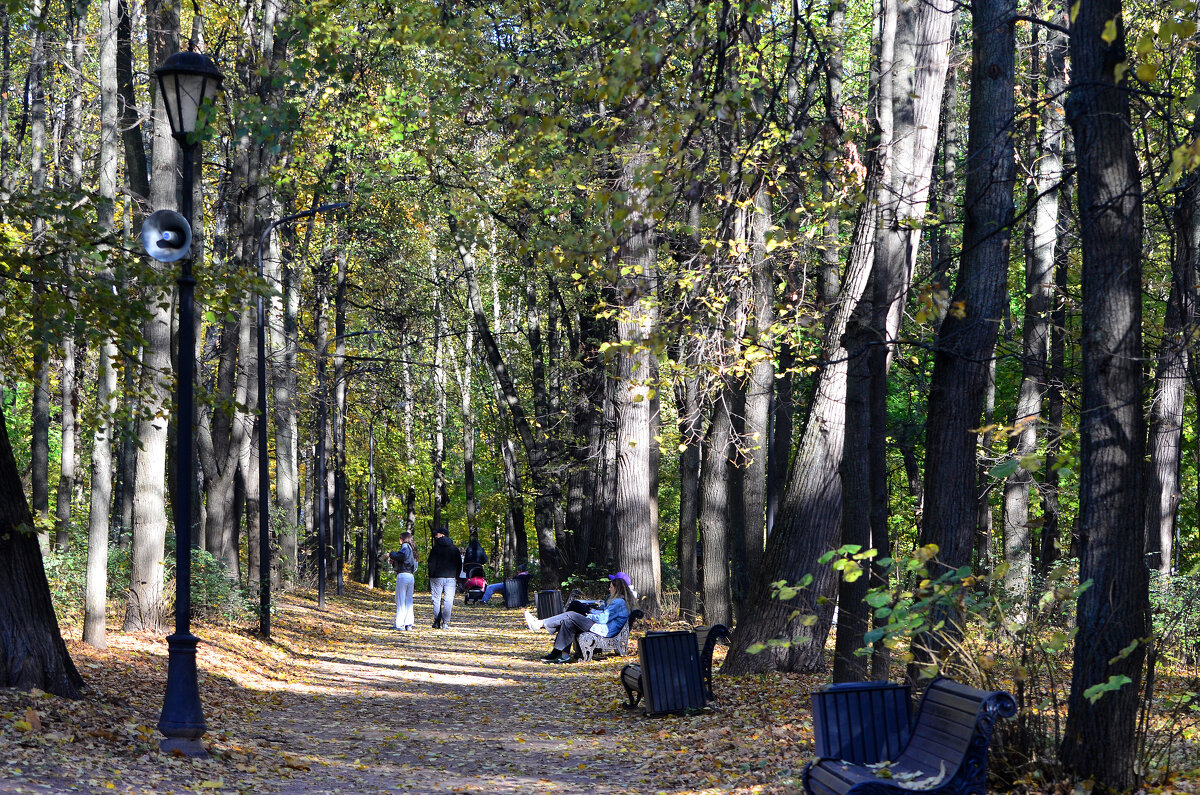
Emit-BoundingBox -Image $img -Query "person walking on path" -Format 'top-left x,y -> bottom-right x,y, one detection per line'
428,525 -> 461,629
524,573 -> 635,663
388,532 -> 418,631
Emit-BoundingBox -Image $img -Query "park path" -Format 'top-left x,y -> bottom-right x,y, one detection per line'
248,586 -> 641,794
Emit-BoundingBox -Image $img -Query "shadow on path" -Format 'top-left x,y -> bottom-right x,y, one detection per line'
256,588 -> 640,794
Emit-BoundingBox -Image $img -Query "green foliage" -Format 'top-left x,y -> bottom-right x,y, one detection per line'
43,542 -> 132,626
44,535 -> 255,628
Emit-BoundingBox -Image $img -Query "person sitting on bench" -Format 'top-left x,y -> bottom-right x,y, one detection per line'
523,573 -> 634,664
480,563 -> 529,604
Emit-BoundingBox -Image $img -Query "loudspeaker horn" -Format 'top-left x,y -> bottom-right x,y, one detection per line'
140,209 -> 193,262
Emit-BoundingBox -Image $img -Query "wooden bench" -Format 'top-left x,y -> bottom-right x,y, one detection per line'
575,609 -> 645,662
620,624 -> 728,712
803,677 -> 1016,795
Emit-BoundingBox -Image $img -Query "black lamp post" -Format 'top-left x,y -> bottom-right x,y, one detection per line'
154,49 -> 222,758
255,202 -> 347,636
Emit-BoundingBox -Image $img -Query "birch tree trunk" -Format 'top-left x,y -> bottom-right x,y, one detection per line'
1002,10 -> 1066,596
84,0 -> 122,648
125,0 -> 179,631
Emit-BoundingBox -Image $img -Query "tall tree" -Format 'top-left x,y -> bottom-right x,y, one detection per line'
0,400 -> 84,697
724,0 -> 954,675
125,0 -> 180,632
1003,8 -> 1067,597
919,0 -> 1017,579
613,133 -> 663,618
85,0 -> 122,649
1058,0 -> 1150,785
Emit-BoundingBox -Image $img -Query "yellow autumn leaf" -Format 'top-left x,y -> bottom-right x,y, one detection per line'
12,720 -> 32,732
1070,0 -> 1081,22
1136,62 -> 1158,82
1114,61 -> 1130,84
1101,18 -> 1118,45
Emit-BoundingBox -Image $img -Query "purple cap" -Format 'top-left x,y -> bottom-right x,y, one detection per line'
608,572 -> 631,587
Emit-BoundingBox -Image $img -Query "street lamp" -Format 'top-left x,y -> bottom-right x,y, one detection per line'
154,49 -> 222,758
255,201 -> 348,636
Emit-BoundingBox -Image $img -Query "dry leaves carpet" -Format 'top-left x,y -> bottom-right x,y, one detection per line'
0,583 -> 823,794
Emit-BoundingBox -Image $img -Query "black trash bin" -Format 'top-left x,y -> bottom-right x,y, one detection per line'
640,630 -> 706,715
503,577 -> 529,608
811,681 -> 912,764
536,589 -> 564,619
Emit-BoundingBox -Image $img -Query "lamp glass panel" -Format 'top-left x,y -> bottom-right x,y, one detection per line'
158,74 -> 182,136
173,74 -> 207,134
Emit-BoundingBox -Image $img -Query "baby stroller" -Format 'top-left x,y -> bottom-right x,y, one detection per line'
462,564 -> 486,605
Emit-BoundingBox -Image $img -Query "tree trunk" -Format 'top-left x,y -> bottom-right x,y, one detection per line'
1038,163 -> 1072,575
0,400 -> 84,697
116,0 -> 149,203
739,186 -> 773,614
1058,1 -> 1149,785
273,212 -> 300,586
334,244 -> 347,596
675,331 -> 704,619
84,0 -> 122,649
919,0 -> 1016,579
724,0 -> 953,676
698,396 -> 735,627
55,2 -> 86,552
456,327 -> 478,541
432,252 -> 448,536
613,141 -> 662,617
1002,11 -> 1065,594
1144,111 -> 1199,574
28,0 -> 50,549
125,0 -> 179,632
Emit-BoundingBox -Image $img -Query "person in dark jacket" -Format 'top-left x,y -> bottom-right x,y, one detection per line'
427,526 -> 461,629
463,538 -> 488,567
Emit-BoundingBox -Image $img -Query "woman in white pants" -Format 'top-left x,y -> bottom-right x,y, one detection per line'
390,531 -> 417,631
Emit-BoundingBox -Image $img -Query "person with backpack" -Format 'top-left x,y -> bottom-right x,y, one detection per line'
427,525 -> 461,629
388,531 -> 418,631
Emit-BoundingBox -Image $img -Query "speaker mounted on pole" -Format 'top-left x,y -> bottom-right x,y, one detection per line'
140,210 -> 193,262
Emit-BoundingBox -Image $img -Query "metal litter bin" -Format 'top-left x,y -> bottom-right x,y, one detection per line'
503,576 -> 529,608
811,681 -> 912,763
536,589 -> 563,619
640,630 -> 705,714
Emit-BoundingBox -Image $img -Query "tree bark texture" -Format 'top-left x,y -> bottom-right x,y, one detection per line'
1002,11 -> 1066,597
1058,0 -> 1149,786
125,0 -> 178,632
0,400 -> 84,698
613,141 -> 662,618
1144,114 -> 1199,574
919,0 -> 1017,577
